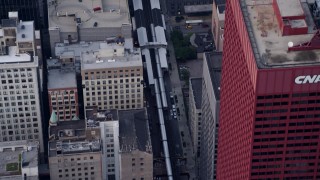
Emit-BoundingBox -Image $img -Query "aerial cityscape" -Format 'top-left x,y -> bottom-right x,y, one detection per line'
1,0 -> 320,180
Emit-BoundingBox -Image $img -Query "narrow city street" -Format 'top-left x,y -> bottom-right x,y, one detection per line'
166,21 -> 196,180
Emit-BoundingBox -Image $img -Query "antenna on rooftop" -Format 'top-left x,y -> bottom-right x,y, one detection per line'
288,41 -> 294,48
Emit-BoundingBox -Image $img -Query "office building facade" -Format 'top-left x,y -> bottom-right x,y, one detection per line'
199,52 -> 222,180
81,39 -> 144,111
0,14 -> 44,152
218,0 -> 320,179
188,77 -> 202,157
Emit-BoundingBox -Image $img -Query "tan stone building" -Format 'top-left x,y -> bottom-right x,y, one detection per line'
48,118 -> 102,180
212,0 -> 225,51
81,38 -> 144,111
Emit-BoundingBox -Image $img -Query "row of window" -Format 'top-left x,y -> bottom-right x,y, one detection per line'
0,68 -> 33,73
257,101 -> 288,107
0,95 -> 36,101
256,109 -> 288,114
255,116 -> 287,121
1,78 -> 34,84
1,124 -> 38,129
52,101 -> 76,105
1,134 -> 39,141
257,92 -> 320,100
87,104 -> 142,110
254,128 -> 320,135
84,84 -> 141,91
85,78 -> 141,85
257,94 -> 289,99
84,68 -> 140,75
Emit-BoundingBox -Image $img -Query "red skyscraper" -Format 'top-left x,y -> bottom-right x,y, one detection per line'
218,0 -> 320,179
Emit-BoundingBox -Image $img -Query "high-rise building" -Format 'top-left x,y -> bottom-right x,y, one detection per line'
199,52 -> 222,180
218,0 -> 320,179
0,13 -> 44,153
48,118 -> 103,180
81,38 -> 144,111
47,58 -> 79,121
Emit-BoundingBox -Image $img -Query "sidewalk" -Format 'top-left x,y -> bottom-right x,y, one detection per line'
167,22 -> 196,180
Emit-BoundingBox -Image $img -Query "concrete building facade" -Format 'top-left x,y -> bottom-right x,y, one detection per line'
0,13 -> 44,153
199,52 -> 222,180
81,39 -> 144,111
188,77 -> 202,157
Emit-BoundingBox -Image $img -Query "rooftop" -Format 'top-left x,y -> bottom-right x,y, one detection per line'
86,107 -> 119,127
190,78 -> 203,109
48,69 -> 77,89
240,0 -> 320,68
119,109 -> 152,153
0,46 -> 32,64
81,39 -> 142,70
0,141 -> 38,177
49,120 -> 101,157
48,0 -> 130,33
49,119 -> 86,140
184,4 -> 213,13
16,21 -> 34,43
205,52 -> 222,100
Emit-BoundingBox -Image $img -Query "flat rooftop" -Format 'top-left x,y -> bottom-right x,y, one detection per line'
0,141 -> 38,177
119,108 -> 152,153
240,0 -> 320,68
0,46 -> 32,64
184,4 -> 213,13
48,69 -> 77,89
49,121 -> 101,157
48,0 -> 130,32
49,119 -> 86,139
86,107 -> 119,127
81,39 -> 142,70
